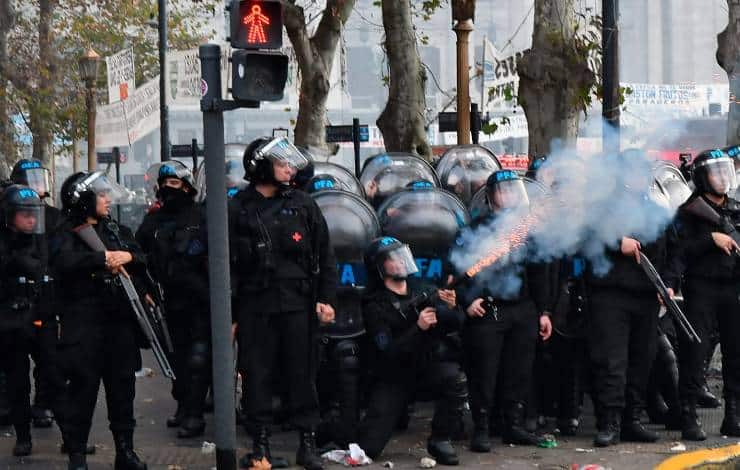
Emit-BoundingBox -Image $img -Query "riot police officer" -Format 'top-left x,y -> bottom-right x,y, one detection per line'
229,137 -> 337,470
358,237 -> 467,465
668,149 -> 740,440
136,161 -> 209,438
0,185 -> 49,456
585,156 -> 672,447
54,172 -> 147,470
453,170 -> 552,453
10,158 -> 63,429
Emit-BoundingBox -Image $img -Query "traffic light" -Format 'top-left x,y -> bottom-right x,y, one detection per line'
228,0 -> 288,102
229,0 -> 282,49
231,50 -> 288,101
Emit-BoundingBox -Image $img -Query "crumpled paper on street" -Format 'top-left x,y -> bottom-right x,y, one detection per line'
419,457 -> 436,468
321,443 -> 373,466
201,441 -> 216,454
670,442 -> 687,452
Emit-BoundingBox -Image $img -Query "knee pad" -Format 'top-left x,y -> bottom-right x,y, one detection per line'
334,340 -> 360,372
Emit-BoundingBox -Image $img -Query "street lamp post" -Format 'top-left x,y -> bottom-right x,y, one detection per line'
158,0 -> 170,161
452,0 -> 476,145
79,48 -> 101,172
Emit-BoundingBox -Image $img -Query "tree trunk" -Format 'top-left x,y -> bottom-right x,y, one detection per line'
0,0 -> 15,170
284,0 -> 355,151
517,0 -> 594,157
376,0 -> 431,159
718,0 -> 740,146
27,0 -> 55,173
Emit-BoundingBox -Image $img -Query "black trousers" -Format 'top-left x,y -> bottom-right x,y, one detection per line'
358,360 -> 466,459
679,278 -> 740,400
168,306 -> 211,419
588,288 -> 658,414
30,320 -> 63,410
317,337 -> 361,446
241,310 -> 319,430
464,301 -> 538,413
58,321 -> 140,453
0,329 -> 33,437
532,331 -> 585,420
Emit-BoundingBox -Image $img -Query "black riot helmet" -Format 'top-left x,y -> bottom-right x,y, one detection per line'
486,170 -> 530,212
243,136 -> 310,185
11,159 -> 51,198
364,236 -> 419,284
157,160 -> 197,193
2,185 -> 45,234
692,149 -> 736,197
525,155 -> 548,179
61,171 -> 129,221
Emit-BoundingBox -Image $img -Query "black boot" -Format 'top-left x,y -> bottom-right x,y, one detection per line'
502,403 -> 541,446
113,432 -> 147,470
697,383 -> 721,408
556,417 -> 580,436
61,443 -> 96,455
470,408 -> 491,453
177,416 -> 206,438
296,429 -> 324,470
166,404 -> 184,428
12,425 -> 32,456
239,426 -> 289,469
593,409 -> 620,447
68,452 -> 88,470
621,408 -> 659,442
31,405 -> 54,428
427,438 -> 459,466
720,396 -> 740,436
680,400 -> 707,441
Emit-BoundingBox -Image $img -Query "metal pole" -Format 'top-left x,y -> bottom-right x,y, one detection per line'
454,19 -> 473,145
352,117 -> 361,178
191,137 -> 198,169
159,0 -> 170,162
480,34 -> 487,111
200,43 -> 237,470
471,102 -> 480,145
114,146 -> 122,222
86,84 -> 97,172
602,0 -> 620,155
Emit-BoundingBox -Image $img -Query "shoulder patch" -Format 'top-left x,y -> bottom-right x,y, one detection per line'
374,331 -> 390,351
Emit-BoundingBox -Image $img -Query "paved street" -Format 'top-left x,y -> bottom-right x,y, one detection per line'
0,351 -> 735,470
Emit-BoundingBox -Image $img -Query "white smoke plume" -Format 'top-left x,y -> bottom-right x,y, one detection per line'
449,128 -> 678,298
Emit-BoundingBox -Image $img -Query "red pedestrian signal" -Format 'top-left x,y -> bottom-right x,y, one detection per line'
229,0 -> 282,50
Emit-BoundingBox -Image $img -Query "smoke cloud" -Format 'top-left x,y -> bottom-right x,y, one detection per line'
450,124 -> 678,299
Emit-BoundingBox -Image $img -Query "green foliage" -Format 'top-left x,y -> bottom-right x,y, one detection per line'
6,0 -> 216,156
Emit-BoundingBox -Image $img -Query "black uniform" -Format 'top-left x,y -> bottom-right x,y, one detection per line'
585,235 -> 666,442
669,195 -> 740,428
456,216 -> 551,445
358,278 -> 467,459
53,218 -> 145,457
229,185 -> 337,430
136,200 -> 210,432
29,204 -> 65,426
0,229 -> 51,448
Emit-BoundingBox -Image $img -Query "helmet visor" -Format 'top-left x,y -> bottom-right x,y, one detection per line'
487,179 -> 530,211
378,244 -> 419,279
256,137 -> 310,171
698,158 -> 736,195
25,168 -> 51,196
8,204 -> 45,234
80,172 -> 130,204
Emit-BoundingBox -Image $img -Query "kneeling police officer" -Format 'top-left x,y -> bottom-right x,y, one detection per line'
358,237 -> 467,465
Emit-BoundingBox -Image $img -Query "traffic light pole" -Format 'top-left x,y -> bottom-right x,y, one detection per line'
200,43 -> 237,470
